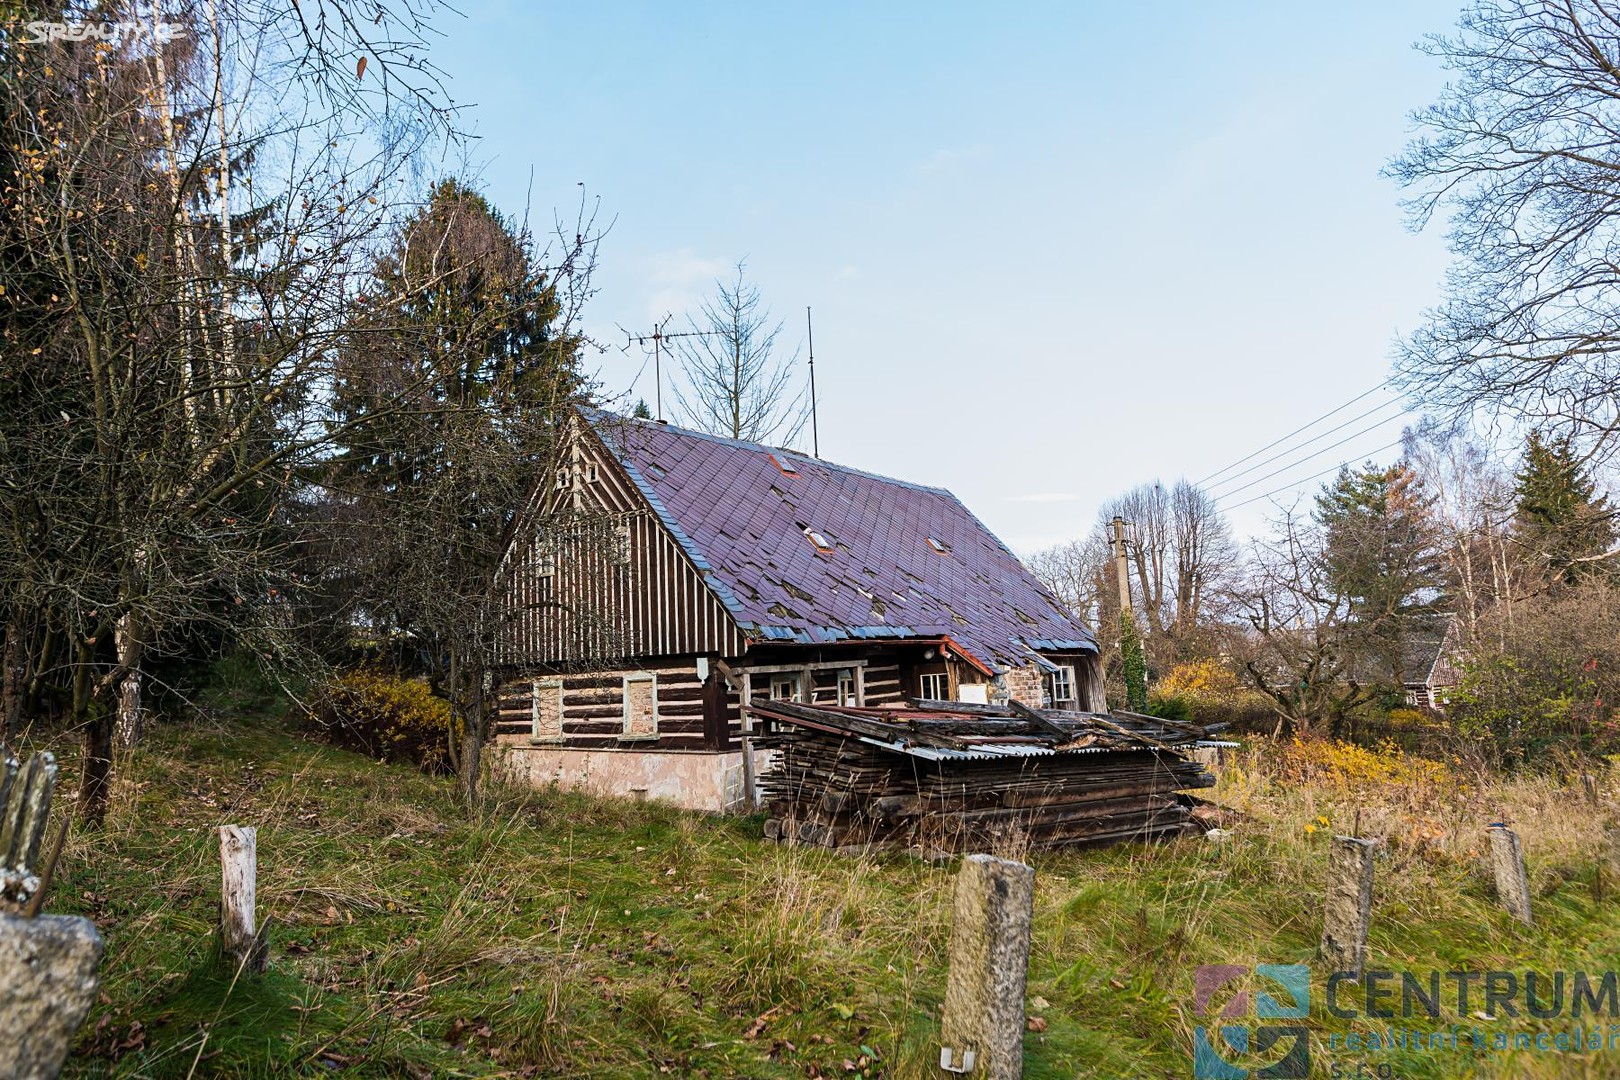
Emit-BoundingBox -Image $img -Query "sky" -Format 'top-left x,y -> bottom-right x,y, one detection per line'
427,1 -> 1464,552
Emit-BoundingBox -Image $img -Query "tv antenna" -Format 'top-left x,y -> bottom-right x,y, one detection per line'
623,316 -> 720,422
806,306 -> 819,458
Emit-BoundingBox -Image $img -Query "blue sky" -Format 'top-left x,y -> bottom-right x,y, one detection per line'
430,2 -> 1463,551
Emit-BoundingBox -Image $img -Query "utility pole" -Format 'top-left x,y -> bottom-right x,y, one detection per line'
1111,515 -> 1148,712
1110,515 -> 1132,615
806,306 -> 819,458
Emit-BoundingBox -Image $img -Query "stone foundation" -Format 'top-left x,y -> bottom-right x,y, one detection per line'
498,744 -> 745,812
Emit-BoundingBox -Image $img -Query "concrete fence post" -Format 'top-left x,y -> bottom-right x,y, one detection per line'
1319,836 -> 1376,976
219,825 -> 266,972
939,854 -> 1034,1079
1488,825 -> 1532,926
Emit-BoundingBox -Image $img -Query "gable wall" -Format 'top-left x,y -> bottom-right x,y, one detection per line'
501,417 -> 747,667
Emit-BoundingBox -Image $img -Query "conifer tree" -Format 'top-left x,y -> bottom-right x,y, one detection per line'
1514,432 -> 1616,583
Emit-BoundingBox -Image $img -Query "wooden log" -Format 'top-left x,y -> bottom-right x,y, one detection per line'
219,825 -> 267,972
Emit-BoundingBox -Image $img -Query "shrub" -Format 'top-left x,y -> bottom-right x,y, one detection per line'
1150,659 -> 1275,732
1450,581 -> 1620,762
1275,736 -> 1452,792
1144,693 -> 1194,724
312,668 -> 461,773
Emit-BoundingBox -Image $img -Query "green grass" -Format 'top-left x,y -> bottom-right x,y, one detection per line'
38,704 -> 1620,1079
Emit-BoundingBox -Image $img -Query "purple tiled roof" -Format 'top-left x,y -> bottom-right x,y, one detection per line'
585,409 -> 1097,671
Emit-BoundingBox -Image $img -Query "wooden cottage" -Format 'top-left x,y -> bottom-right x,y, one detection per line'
493,407 -> 1106,811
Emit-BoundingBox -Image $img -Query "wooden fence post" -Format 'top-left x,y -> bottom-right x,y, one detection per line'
1488,824 -> 1532,926
1319,836 -> 1376,976
940,854 -> 1034,1079
219,825 -> 266,972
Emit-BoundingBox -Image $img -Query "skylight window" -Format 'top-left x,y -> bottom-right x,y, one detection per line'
926,537 -> 951,555
804,527 -> 833,553
768,452 -> 797,476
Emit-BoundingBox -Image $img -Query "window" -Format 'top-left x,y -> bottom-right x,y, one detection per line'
553,471 -> 568,491
537,547 -> 556,598
586,462 -> 599,483
925,537 -> 951,555
622,673 -> 657,739
768,452 -> 797,475
836,670 -> 857,706
531,679 -> 563,741
611,523 -> 632,565
804,527 -> 833,553
1047,666 -> 1076,707
770,676 -> 802,702
919,671 -> 949,701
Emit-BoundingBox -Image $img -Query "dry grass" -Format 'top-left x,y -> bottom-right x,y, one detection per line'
35,709 -> 1620,1079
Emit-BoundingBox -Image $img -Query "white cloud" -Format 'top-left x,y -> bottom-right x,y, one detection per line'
918,144 -> 991,175
641,248 -> 732,323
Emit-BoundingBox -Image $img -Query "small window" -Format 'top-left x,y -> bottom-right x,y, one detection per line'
770,676 -> 802,702
919,671 -> 949,701
768,452 -> 797,475
553,472 -> 568,491
586,462 -> 599,483
925,537 -> 951,555
1047,666 -> 1076,706
836,670 -> 857,706
804,527 -> 833,553
623,673 -> 657,739
531,679 -> 563,741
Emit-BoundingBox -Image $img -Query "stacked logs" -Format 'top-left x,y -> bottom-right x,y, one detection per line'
751,700 -> 1217,854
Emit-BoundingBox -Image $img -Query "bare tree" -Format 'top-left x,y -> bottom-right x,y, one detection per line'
1099,480 -> 1236,664
671,262 -> 807,444
1390,1 -> 1620,460
0,0 -> 462,822
1402,419 -> 1521,640
1230,510 -> 1380,737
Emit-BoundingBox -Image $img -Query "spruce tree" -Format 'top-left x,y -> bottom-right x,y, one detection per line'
1514,432 -> 1615,583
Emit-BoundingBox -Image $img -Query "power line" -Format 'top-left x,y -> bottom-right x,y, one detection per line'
1213,412 -> 1410,505
1207,397 -> 1407,494
1196,381 -> 1392,487
1219,437 -> 1407,513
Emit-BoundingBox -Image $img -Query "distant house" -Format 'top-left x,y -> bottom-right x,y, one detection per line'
492,408 -> 1105,811
1399,616 -> 1463,710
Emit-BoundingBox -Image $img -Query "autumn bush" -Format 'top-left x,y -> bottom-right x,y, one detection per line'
1271,735 -> 1452,792
1149,658 -> 1274,732
311,668 -> 462,773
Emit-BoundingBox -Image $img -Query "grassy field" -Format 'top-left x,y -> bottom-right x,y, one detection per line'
38,687 -> 1620,1078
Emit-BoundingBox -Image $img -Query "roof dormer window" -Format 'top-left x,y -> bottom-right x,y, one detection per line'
805,527 -> 833,553
769,452 -> 797,476
926,537 -> 951,555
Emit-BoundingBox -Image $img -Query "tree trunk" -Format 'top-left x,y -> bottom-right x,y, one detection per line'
1,611 -> 25,746
113,614 -> 143,749
460,731 -> 481,808
75,647 -> 112,827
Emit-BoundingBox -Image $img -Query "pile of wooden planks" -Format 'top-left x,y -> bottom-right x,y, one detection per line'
750,699 -> 1218,854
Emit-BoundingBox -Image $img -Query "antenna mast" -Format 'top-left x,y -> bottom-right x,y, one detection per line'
806,306 -> 819,458
625,316 -> 721,422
